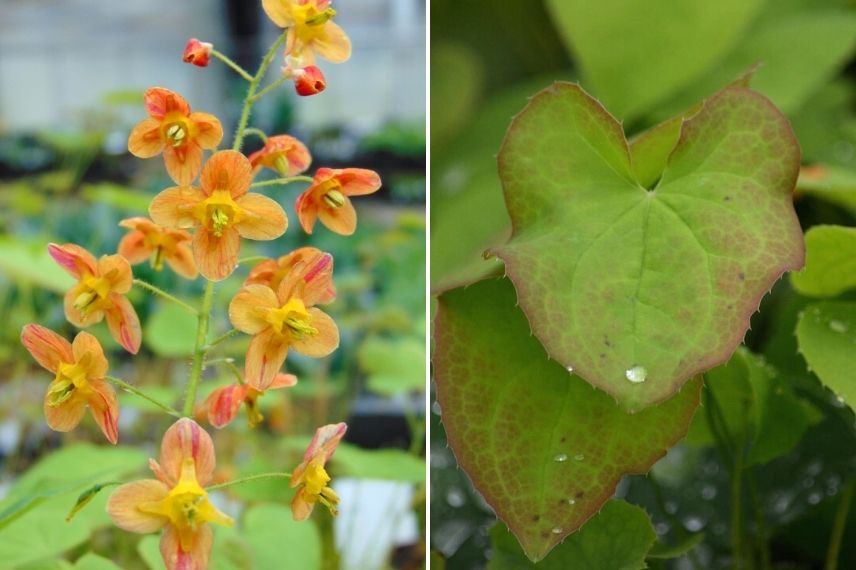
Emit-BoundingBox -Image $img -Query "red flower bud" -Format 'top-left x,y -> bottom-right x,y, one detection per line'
183,38 -> 213,67
294,66 -> 327,97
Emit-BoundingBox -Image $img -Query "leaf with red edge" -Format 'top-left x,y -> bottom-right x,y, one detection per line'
492,83 -> 803,411
433,278 -> 701,562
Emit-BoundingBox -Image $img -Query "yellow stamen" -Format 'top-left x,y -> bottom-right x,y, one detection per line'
323,189 -> 346,209
73,275 -> 110,313
305,7 -> 336,25
166,123 -> 187,147
46,362 -> 88,406
151,247 -> 165,271
266,298 -> 318,339
301,459 -> 340,516
194,190 -> 245,237
244,389 -> 264,428
274,155 -> 290,176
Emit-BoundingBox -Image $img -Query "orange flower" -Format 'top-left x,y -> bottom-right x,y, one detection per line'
118,217 -> 198,279
183,38 -> 213,67
48,243 -> 142,354
247,134 -> 311,176
244,247 -> 336,304
296,167 -> 382,235
293,65 -> 327,96
128,87 -> 223,186
108,419 -> 233,570
198,373 -> 297,429
21,324 -> 119,443
228,256 -> 339,390
290,422 -> 347,520
149,150 -> 288,281
262,0 -> 351,65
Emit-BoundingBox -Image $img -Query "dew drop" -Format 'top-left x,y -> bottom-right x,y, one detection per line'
574,454 -> 585,461
830,320 -> 849,333
567,498 -> 576,505
551,527 -> 563,534
446,488 -> 465,508
625,365 -> 647,384
553,453 -> 568,462
566,365 -> 574,374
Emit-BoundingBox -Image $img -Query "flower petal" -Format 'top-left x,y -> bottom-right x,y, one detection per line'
144,87 -> 190,119
200,150 -> 252,199
291,308 -> 338,357
229,284 -> 279,334
296,189 -> 319,234
158,418 -> 216,487
234,193 -> 288,240
312,21 -> 352,64
149,186 -> 205,229
104,295 -> 142,354
64,285 -> 105,328
188,112 -> 223,149
317,196 -> 357,235
118,231 -> 150,264
192,227 -> 240,282
269,372 -> 298,391
303,422 -> 347,465
244,258 -> 278,287
128,118 -> 166,158
291,486 -> 315,521
245,328 -> 289,391
107,479 -> 170,533
86,378 -> 120,444
276,249 -> 335,306
166,242 -> 199,280
201,384 -> 247,429
43,390 -> 87,432
48,243 -> 97,279
338,168 -> 382,196
98,254 -> 134,294
160,523 -> 213,570
21,324 -> 73,373
164,143 -> 204,186
72,331 -> 108,379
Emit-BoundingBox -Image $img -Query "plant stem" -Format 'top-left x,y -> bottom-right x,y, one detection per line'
206,328 -> 240,349
251,76 -> 288,101
237,255 -> 269,266
210,50 -> 254,82
106,376 -> 181,418
747,470 -> 771,570
183,280 -> 215,416
243,127 -> 269,143
250,175 -> 314,189
232,32 -> 287,152
206,471 -> 292,491
133,279 -> 198,315
202,357 -> 244,384
826,478 -> 856,570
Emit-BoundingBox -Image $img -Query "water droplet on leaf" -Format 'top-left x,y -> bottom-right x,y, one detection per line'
625,365 -> 647,383
829,320 -> 848,333
553,453 -> 568,462
574,454 -> 585,461
551,527 -> 563,534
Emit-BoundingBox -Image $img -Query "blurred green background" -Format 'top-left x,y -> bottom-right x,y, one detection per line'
431,0 -> 856,568
0,1 -> 426,569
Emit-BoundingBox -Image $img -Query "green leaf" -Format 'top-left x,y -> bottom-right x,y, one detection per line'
358,334 -> 425,395
81,182 -> 153,213
647,532 -> 705,560
243,504 -> 321,570
488,500 -> 656,569
433,278 -> 701,561
797,164 -> 856,216
545,0 -> 762,119
144,301 -> 198,357
0,237 -> 74,293
431,41 -> 484,145
72,553 -> 122,570
493,83 -> 803,411
791,225 -> 856,298
280,439 -> 425,483
796,302 -> 856,407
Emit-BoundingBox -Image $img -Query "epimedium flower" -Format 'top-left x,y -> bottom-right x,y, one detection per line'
293,65 -> 326,96
48,243 -> 142,354
291,422 -> 347,520
107,418 -> 233,570
21,324 -> 119,443
247,134 -> 311,176
149,150 -> 288,281
198,372 -> 297,429
244,246 -> 336,304
128,87 -> 223,186
228,254 -> 339,391
262,0 -> 351,66
296,167 -> 382,235
183,38 -> 213,67
118,217 -> 198,279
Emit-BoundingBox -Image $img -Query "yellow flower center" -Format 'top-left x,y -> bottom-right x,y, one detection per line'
140,458 -> 233,552
195,190 -> 245,237
302,459 -> 340,516
323,189 -> 346,209
46,361 -> 88,406
274,154 -> 290,176
293,3 -> 336,26
244,388 -> 264,427
73,274 -> 111,313
266,298 -> 318,339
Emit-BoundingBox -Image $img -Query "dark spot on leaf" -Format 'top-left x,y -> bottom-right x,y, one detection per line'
738,272 -> 745,281
575,491 -> 584,498
724,196 -> 732,201
604,335 -> 612,347
532,514 -> 540,522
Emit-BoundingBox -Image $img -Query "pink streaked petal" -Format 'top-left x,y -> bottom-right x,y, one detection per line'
21,324 -> 73,374
144,87 -> 191,119
107,479 -> 170,533
48,243 -> 97,279
104,295 -> 142,354
268,372 -> 298,391
200,150 -> 252,199
87,378 -> 120,444
192,226 -> 240,282
158,418 -> 216,487
245,328 -> 289,392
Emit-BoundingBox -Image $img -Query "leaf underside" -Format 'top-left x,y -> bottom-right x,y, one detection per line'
494,83 -> 804,411
434,278 -> 701,561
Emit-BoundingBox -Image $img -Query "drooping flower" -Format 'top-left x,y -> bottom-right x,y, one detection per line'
296,167 -> 381,235
107,419 -> 233,570
118,217 -> 198,279
244,247 -> 336,304
290,422 -> 347,520
149,150 -> 288,281
128,87 -> 223,185
21,324 -> 119,443
183,39 -> 213,67
247,134 -> 311,176
48,243 -> 142,354
228,253 -> 339,390
198,373 -> 297,429
262,0 -> 351,66
284,64 -> 327,97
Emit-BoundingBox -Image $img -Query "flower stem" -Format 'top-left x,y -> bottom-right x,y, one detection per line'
206,471 -> 292,491
243,127 -> 269,143
203,358 -> 244,384
237,255 -> 269,266
250,175 -> 314,189
133,279 -> 198,315
183,280 -> 215,416
106,376 -> 181,418
232,31 -> 287,152
206,328 -> 240,349
210,49 -> 254,82
826,477 -> 856,570
251,76 -> 288,102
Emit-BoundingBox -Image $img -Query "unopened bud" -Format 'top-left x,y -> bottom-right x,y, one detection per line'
183,38 -> 213,67
294,66 -> 327,97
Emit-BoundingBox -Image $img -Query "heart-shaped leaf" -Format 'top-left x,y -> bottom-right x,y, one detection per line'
790,225 -> 856,298
433,278 -> 701,561
493,83 -> 803,411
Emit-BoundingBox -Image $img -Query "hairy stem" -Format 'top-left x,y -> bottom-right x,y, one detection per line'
243,127 -> 269,143
206,471 -> 292,491
251,76 -> 288,101
106,376 -> 181,418
232,32 -> 287,152
826,478 -> 856,570
133,279 -> 198,315
206,328 -> 240,349
183,280 -> 215,416
250,175 -> 314,189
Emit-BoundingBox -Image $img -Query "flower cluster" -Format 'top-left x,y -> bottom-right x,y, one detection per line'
20,8 -> 378,568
